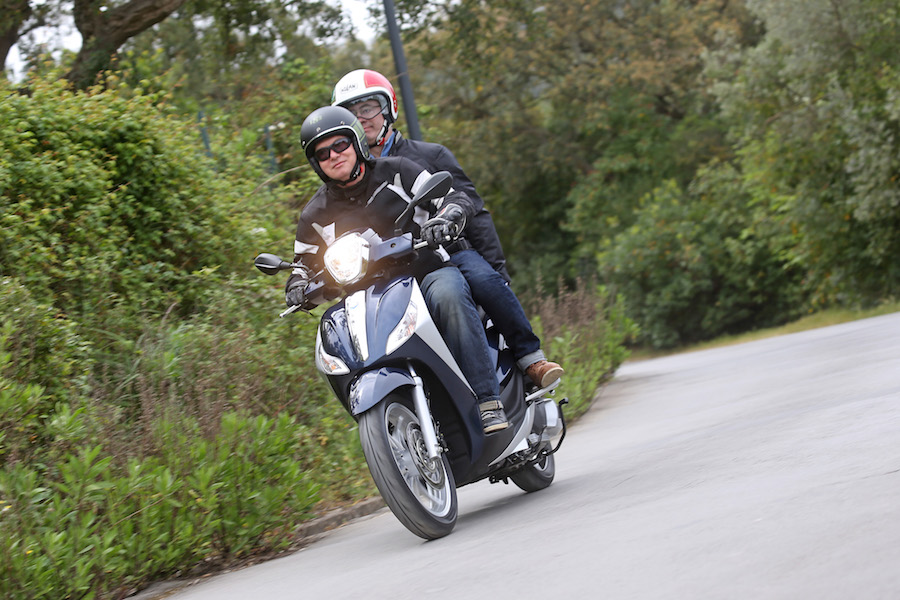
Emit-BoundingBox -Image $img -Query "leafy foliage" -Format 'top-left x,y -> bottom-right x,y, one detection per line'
395,0 -> 758,287
0,413 -> 319,600
0,76 -> 264,327
707,0 -> 900,306
603,165 -> 804,347
0,279 -> 93,463
3,0 -> 900,595
398,0 -> 898,344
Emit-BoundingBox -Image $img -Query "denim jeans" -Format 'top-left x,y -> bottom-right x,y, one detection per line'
451,249 -> 544,371
420,267 -> 499,404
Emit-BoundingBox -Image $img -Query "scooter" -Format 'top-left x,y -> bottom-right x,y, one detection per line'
254,172 -> 567,540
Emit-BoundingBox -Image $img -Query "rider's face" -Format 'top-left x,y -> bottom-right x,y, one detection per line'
316,134 -> 359,184
348,99 -> 384,146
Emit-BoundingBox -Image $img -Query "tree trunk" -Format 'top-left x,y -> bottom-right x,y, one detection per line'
65,0 -> 187,89
0,0 -> 33,75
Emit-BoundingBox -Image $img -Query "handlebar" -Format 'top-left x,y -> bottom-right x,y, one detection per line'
279,304 -> 303,318
265,235 -> 436,318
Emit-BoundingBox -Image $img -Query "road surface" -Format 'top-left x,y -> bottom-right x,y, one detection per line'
157,312 -> 900,599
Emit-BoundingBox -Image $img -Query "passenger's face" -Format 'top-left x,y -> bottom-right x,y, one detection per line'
315,135 -> 358,183
347,99 -> 384,146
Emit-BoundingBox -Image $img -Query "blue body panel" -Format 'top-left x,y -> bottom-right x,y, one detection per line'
349,368 -> 415,415
317,274 -> 533,484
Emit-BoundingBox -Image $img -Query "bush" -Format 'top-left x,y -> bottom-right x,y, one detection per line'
602,166 -> 804,348
526,279 -> 637,417
0,412 -> 319,600
0,77 -> 287,331
0,279 -> 94,465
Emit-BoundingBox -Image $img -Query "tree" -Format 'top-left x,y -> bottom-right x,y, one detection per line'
65,0 -> 187,88
0,0 -> 59,73
707,0 -> 900,305
387,0 -> 758,289
5,0 -> 350,89
1,0 -> 31,70
121,0 -> 348,102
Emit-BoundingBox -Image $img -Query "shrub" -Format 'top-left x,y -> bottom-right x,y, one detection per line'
602,167 -> 803,348
0,77 -> 287,331
0,412 -> 319,600
526,279 -> 637,417
0,279 -> 93,465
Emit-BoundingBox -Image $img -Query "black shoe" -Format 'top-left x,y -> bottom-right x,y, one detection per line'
480,400 -> 509,433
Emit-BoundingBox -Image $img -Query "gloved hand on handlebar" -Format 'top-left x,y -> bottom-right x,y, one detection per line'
422,204 -> 466,249
285,280 -> 307,308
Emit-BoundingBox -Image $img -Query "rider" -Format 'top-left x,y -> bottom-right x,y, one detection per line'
285,105 -> 509,433
331,69 -> 564,389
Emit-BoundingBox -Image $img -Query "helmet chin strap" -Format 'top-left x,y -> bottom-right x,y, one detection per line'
337,158 -> 364,186
373,118 -> 392,146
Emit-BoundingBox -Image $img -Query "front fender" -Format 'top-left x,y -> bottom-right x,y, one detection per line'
349,368 -> 415,416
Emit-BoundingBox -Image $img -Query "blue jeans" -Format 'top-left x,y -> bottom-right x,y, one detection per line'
421,267 -> 499,404
451,249 -> 544,370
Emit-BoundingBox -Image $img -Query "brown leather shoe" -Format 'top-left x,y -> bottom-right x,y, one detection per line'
525,360 -> 564,388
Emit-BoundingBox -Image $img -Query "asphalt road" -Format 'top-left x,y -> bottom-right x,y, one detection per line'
157,312 -> 900,600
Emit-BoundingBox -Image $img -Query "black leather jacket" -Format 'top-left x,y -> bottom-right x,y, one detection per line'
286,155 -> 478,295
385,131 -> 511,282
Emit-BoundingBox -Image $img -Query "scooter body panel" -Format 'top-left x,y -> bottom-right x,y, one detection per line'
316,271 -> 561,488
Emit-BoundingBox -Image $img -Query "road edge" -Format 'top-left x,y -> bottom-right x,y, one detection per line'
128,496 -> 386,599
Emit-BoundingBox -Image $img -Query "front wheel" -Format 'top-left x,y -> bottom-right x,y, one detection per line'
510,453 -> 556,492
359,393 -> 457,539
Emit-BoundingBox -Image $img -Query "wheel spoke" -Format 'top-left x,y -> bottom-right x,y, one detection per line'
384,402 -> 452,516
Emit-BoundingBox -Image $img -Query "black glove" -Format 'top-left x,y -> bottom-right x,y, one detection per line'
422,204 -> 466,249
285,280 -> 307,308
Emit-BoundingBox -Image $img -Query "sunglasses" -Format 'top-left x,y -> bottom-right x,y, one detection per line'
314,137 -> 353,161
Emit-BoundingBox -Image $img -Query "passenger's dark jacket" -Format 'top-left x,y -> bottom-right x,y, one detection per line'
287,155 -> 477,297
385,131 -> 510,282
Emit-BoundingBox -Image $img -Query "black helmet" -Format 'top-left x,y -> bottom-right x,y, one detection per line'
300,106 -> 372,183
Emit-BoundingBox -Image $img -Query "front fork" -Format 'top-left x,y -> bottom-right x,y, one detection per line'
408,363 -> 441,462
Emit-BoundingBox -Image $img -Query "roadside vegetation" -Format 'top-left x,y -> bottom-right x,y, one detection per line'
2,0 -> 899,598
0,77 -> 633,599
629,301 -> 900,361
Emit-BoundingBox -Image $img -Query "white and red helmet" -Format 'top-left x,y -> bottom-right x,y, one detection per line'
331,69 -> 399,145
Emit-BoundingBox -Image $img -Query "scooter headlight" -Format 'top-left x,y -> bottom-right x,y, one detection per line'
324,233 -> 370,286
315,328 -> 349,375
385,300 -> 418,355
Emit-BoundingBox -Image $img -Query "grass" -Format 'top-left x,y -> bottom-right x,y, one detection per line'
628,300 -> 900,361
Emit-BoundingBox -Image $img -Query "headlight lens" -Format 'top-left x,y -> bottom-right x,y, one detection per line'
315,328 -> 349,375
385,300 -> 418,355
324,234 -> 370,285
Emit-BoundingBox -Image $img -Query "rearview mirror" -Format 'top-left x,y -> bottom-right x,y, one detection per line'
394,171 -> 453,232
254,253 -> 291,276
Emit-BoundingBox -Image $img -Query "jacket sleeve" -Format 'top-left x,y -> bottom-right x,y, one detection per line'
399,157 -> 477,219
428,146 -> 484,212
284,196 -> 325,295
428,148 -> 510,281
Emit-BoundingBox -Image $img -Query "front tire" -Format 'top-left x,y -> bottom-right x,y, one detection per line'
359,393 -> 457,540
510,453 -> 556,492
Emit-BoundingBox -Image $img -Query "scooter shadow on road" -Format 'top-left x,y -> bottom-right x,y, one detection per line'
446,478 -> 576,535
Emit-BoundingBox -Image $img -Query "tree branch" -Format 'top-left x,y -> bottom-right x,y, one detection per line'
0,0 -> 33,73
66,0 -> 187,88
